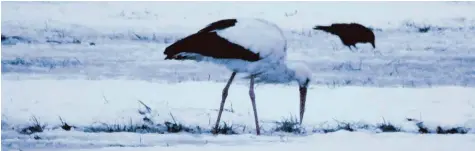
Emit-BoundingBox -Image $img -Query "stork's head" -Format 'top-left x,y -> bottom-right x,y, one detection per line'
286,63 -> 312,125
164,33 -> 202,60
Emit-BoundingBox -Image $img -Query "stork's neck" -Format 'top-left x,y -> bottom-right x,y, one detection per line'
250,62 -> 311,87
283,62 -> 312,88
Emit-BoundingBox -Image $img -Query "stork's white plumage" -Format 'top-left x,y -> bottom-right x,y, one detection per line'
164,18 -> 312,135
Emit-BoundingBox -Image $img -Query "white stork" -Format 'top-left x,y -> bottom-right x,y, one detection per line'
163,18 -> 312,135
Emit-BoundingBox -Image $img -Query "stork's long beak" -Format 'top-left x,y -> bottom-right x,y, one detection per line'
299,86 -> 307,124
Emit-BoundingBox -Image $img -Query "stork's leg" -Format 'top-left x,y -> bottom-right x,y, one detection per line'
249,75 -> 261,135
213,72 -> 237,134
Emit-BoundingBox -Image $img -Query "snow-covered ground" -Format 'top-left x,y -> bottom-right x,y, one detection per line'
3,80 -> 475,130
5,131 -> 475,151
2,1 -> 475,151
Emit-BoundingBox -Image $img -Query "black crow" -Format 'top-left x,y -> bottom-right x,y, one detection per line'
314,23 -> 376,50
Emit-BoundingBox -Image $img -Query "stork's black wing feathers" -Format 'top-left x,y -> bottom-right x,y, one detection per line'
164,30 -> 261,62
164,18 -> 263,62
197,19 -> 238,33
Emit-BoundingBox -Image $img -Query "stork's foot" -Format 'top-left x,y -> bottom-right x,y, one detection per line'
211,128 -> 218,135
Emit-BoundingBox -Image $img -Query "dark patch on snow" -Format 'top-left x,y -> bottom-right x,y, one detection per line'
436,126 -> 468,134
402,21 -> 456,33
33,135 -> 42,140
1,34 -> 33,45
45,39 -> 81,44
1,57 -> 82,72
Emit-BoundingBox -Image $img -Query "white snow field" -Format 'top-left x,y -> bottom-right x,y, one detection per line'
2,1 -> 475,151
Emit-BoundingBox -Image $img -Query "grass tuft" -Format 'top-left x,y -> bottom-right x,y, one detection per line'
212,122 -> 237,135
436,126 -> 468,134
274,116 -> 303,134
19,116 -> 46,135
33,135 -> 42,140
83,123 -> 166,134
377,119 -> 400,132
415,122 -> 430,134
164,121 -> 188,133
59,116 -> 74,131
1,57 -> 82,70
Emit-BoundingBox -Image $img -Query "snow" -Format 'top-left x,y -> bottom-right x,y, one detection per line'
2,79 -> 475,130
2,80 -> 475,150
3,1 -> 475,86
3,131 -> 475,151
2,1 -> 475,151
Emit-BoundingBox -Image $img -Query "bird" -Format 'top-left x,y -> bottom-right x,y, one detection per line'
163,18 -> 312,135
313,23 -> 376,50
1,34 -> 6,41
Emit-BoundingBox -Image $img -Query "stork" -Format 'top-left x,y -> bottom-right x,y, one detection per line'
163,18 -> 312,135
